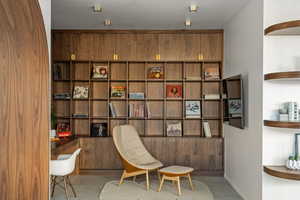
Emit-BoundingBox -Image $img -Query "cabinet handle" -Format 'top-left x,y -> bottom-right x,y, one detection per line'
113,54 -> 119,60
71,54 -> 76,60
198,54 -> 204,61
155,54 -> 161,61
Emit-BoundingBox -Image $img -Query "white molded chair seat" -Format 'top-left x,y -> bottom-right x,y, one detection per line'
50,148 -> 81,200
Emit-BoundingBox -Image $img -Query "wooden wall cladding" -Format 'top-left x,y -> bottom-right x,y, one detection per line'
52,30 -> 223,61
0,1 -> 49,200
79,138 -> 223,171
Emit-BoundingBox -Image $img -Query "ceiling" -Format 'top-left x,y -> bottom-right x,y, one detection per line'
52,0 -> 249,30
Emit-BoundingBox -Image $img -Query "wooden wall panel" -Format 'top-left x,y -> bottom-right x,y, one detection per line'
102,34 -> 116,60
135,34 -> 159,60
116,34 -> 137,60
0,0 -> 49,199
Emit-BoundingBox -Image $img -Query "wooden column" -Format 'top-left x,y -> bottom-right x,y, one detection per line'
0,0 -> 49,199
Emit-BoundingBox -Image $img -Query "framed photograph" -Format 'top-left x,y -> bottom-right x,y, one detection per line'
228,99 -> 242,114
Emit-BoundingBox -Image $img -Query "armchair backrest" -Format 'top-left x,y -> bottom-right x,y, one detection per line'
112,125 -> 157,168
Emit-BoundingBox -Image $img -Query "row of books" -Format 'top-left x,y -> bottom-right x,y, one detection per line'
54,64 -> 220,81
109,101 -> 202,118
54,121 -> 212,138
54,91 -> 225,100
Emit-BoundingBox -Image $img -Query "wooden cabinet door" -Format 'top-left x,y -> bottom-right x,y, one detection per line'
79,138 -> 122,169
159,34 -> 185,60
184,34 -> 201,61
52,32 -> 72,60
136,34 -> 159,60
90,33 -> 104,60
115,34 -> 137,60
102,34 -> 116,60
200,33 -> 223,61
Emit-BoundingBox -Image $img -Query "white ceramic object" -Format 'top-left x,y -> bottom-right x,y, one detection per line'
286,160 -> 300,170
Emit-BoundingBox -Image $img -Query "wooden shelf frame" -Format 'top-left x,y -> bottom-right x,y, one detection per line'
52,60 -> 224,138
264,166 -> 300,181
265,20 -> 300,35
264,120 -> 300,129
264,71 -> 300,80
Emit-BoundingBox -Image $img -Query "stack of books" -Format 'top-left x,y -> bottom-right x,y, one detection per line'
129,103 -> 144,118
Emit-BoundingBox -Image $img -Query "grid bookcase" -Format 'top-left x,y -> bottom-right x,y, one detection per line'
52,60 -> 223,138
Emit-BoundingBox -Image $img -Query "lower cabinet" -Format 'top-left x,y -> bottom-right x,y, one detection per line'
79,137 -> 223,171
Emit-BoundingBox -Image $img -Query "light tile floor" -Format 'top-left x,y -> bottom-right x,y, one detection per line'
51,175 -> 243,200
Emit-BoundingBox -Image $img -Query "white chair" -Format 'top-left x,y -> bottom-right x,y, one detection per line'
50,148 -> 81,200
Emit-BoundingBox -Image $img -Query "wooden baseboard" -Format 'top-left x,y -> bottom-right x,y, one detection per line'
79,169 -> 224,176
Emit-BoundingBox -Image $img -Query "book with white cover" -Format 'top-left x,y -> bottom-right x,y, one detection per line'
109,103 -> 117,117
203,122 -> 212,138
204,94 -> 220,100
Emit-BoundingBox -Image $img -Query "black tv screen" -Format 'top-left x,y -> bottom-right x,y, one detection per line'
223,75 -> 244,129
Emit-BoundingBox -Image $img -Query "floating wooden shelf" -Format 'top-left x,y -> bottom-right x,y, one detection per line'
264,166 -> 300,181
264,120 -> 300,129
265,20 -> 300,35
264,71 -> 300,80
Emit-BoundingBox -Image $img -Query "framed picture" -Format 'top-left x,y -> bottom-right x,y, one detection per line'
92,65 -> 108,79
91,123 -> 108,137
147,66 -> 163,79
166,84 -> 182,98
73,86 -> 89,99
228,99 -> 242,114
185,101 -> 201,118
166,121 -> 182,137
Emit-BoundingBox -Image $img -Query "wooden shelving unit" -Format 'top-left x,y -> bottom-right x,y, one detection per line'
264,71 -> 300,80
264,20 -> 300,181
52,60 -> 223,138
265,20 -> 300,35
264,120 -> 300,129
264,166 -> 300,181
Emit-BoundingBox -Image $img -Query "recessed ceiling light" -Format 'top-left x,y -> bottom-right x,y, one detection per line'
185,19 -> 191,27
104,19 -> 112,26
189,5 -> 198,12
93,4 -> 102,12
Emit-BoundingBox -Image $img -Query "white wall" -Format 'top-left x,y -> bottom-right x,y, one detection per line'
263,0 -> 300,199
224,0 -> 264,199
38,0 -> 51,52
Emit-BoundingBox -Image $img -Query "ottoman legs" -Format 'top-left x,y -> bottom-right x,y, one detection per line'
157,173 -> 193,196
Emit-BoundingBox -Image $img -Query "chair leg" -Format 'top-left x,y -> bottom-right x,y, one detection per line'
67,176 -> 77,197
51,176 -> 57,197
187,173 -> 194,191
157,170 -> 161,182
158,175 -> 165,192
133,176 -> 136,182
119,170 -> 126,185
63,176 -> 70,200
177,177 -> 182,196
146,171 -> 150,190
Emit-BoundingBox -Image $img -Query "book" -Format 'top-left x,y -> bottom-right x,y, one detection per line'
73,86 -> 89,99
129,92 -> 145,99
129,103 -> 144,118
185,76 -> 201,80
56,122 -> 72,137
92,65 -> 108,79
90,123 -> 108,137
53,93 -> 71,100
109,103 -> 117,117
166,84 -> 182,98
203,94 -> 220,100
166,121 -> 182,137
146,102 -> 151,118
204,67 -> 220,80
147,66 -> 163,79
203,122 -> 212,138
111,86 -> 126,98
185,101 -> 201,118
53,63 -> 62,80
72,113 -> 88,118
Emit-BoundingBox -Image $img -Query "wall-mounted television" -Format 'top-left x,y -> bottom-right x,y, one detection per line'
223,75 -> 244,129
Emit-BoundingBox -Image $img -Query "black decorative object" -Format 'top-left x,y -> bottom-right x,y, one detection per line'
91,123 -> 108,137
